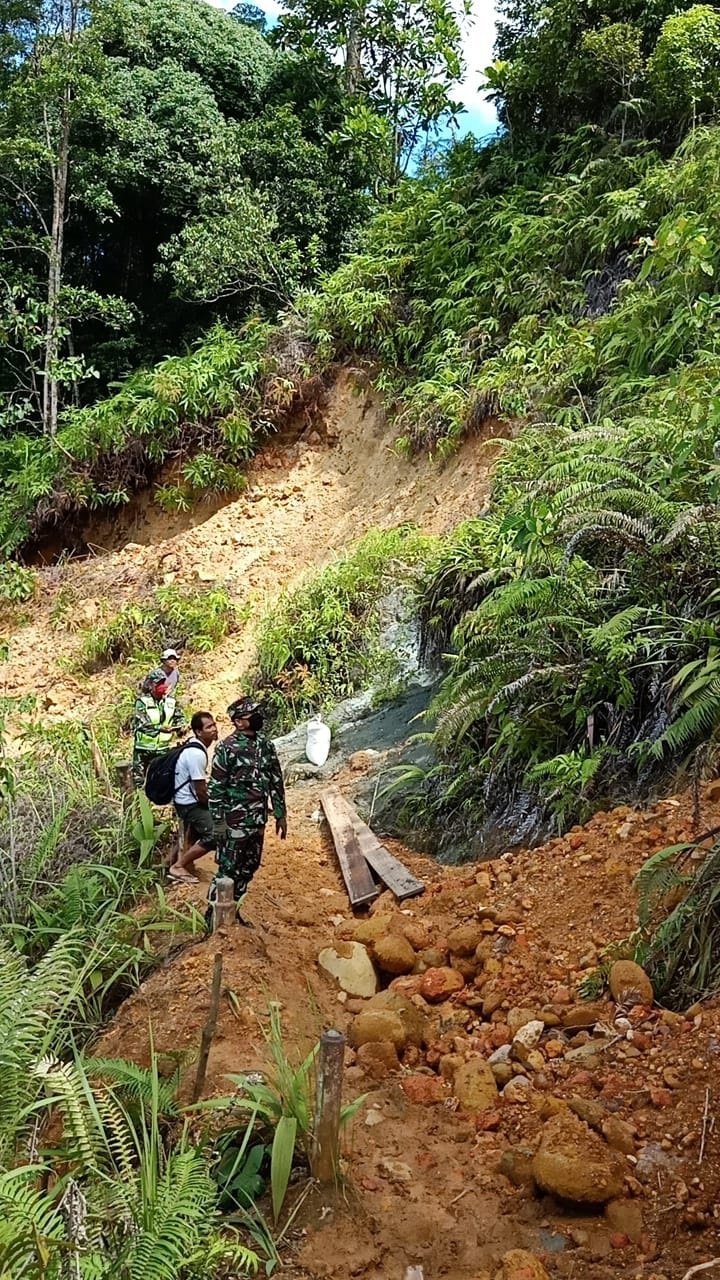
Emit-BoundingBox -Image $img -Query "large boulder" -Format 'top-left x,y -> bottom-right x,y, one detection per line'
318,942 -> 378,998
355,1040 -> 400,1080
365,990 -> 426,1047
446,922 -> 483,956
372,933 -> 416,975
608,960 -> 654,1007
452,1058 -> 499,1113
420,967 -> 465,1003
349,1009 -> 407,1051
351,914 -> 397,945
532,1111 -> 626,1204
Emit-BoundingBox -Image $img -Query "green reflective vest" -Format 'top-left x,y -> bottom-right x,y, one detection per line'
134,694 -> 177,753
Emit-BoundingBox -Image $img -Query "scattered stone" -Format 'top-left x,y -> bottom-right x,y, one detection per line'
372,934 -> 416,975
388,974 -> 424,998
453,1058 -> 499,1113
419,967 -> 465,1003
378,1157 -> 413,1184
364,1107 -> 383,1126
488,1044 -> 513,1066
450,953 -> 478,980
562,1003 -> 607,1030
350,913 -> 397,945
400,1075 -> 447,1105
495,1249 -> 550,1280
605,1198 -> 644,1243
563,1037 -> 614,1064
349,1009 -> 407,1051
503,1076 -> 532,1103
512,1019 -> 544,1051
569,1096 -> 606,1130
355,1041 -> 400,1080
439,1052 -> 464,1081
608,960 -> 654,1007
531,1111 -> 625,1204
507,1008 -> 540,1036
499,1147 -> 536,1189
662,1066 -> 682,1088
482,990 -> 505,1017
318,942 -> 378,998
491,1062 -> 514,1086
447,922 -> 483,955
413,946 -> 447,973
601,1116 -> 636,1154
365,991 -> 426,1046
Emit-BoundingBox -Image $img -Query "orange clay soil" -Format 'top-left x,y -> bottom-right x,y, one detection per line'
97,772 -> 720,1280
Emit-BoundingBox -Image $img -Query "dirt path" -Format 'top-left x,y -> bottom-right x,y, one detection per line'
98,772 -> 720,1279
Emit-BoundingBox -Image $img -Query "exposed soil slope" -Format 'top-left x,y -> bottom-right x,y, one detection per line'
0,373 -> 504,732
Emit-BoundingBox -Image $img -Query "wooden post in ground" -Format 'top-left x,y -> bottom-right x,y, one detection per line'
212,876 -> 236,931
115,762 -> 135,796
311,1029 -> 346,1184
192,952 -> 224,1103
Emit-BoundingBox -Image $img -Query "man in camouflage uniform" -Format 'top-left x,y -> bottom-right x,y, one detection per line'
131,669 -> 186,789
206,696 -> 287,927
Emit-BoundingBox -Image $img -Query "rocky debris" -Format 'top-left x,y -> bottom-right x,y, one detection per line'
400,1074 -> 447,1105
499,1147 -> 536,1189
605,1197 -> 644,1243
413,945 -> 447,972
350,913 -> 398,945
453,1057 -> 499,1112
364,990 -> 426,1046
355,1040 -> 400,1079
601,1115 -> 636,1154
562,1002 -> 608,1029
495,1250 -> 550,1280
531,1111 -> 626,1203
419,966 -> 465,1002
507,1008 -> 541,1036
349,1008 -> 408,1051
372,933 -> 416,975
317,942 -> 378,997
512,1019 -> 545,1052
608,959 -> 654,1007
446,922 -> 483,955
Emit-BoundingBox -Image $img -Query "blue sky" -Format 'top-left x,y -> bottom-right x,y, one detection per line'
208,0 -> 499,140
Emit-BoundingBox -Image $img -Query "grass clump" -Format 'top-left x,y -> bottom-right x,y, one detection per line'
77,584 -> 240,673
254,526 -> 434,730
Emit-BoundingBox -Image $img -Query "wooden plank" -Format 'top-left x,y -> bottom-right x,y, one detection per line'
320,790 -> 379,908
321,789 -> 425,903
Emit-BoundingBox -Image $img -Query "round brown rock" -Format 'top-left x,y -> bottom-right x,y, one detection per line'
447,922 -> 483,956
349,1009 -> 407,1051
452,1057 -> 498,1113
420,966 -> 465,1003
355,1040 -> 400,1080
413,946 -> 448,974
608,960 -> 654,1007
365,990 -> 426,1046
372,934 -> 416,975
351,914 -> 396,945
531,1111 -> 625,1204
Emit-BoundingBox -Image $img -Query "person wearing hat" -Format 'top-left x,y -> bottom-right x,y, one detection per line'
131,668 -> 187,789
206,696 -> 287,927
160,648 -> 180,693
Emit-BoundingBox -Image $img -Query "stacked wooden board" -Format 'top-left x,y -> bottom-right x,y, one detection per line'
320,788 -> 424,906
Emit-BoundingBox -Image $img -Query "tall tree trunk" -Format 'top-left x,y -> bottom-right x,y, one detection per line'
345,9 -> 363,93
43,88 -> 70,437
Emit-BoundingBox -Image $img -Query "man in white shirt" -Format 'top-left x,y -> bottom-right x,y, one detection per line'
169,711 -> 218,885
161,648 -> 181,693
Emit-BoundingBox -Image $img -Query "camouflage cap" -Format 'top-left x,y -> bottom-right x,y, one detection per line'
227,696 -> 261,720
142,667 -> 168,693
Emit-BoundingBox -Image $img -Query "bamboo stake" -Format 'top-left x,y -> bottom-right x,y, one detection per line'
213,876 -> 236,931
311,1029 -> 345,1184
192,952 -> 224,1104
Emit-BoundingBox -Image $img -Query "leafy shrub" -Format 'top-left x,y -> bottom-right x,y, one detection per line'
253,526 -> 434,729
0,562 -> 36,603
77,584 -> 239,672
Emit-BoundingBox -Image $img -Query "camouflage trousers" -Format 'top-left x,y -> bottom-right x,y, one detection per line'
207,827 -> 265,909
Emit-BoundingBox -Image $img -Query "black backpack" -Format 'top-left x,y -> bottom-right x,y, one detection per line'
144,742 -> 206,805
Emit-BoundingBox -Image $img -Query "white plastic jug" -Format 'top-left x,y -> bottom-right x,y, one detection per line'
306,715 -> 331,767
